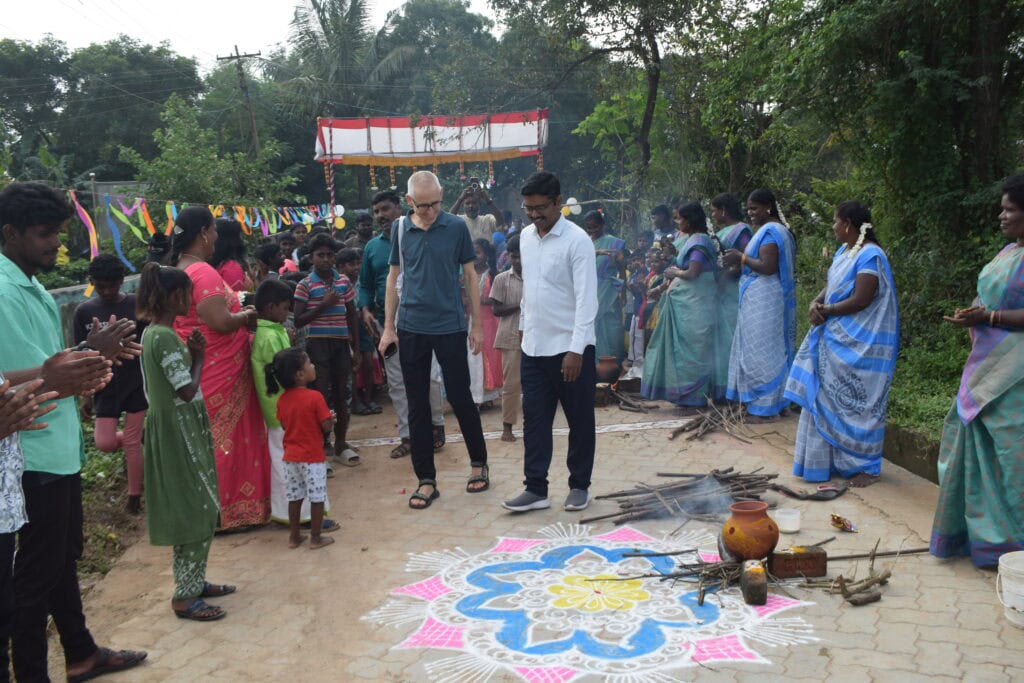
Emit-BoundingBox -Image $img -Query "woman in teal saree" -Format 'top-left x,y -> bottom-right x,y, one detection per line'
641,203 -> 719,412
584,210 -> 627,363
930,175 -> 1024,568
710,193 -> 752,400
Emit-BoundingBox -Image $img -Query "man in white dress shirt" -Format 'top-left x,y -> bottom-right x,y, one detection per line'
502,172 -> 599,513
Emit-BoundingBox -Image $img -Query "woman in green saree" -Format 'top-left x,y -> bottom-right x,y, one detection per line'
641,203 -> 719,412
930,175 -> 1024,568
584,210 -> 627,363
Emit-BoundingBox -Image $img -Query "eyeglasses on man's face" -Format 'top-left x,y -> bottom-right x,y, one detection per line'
521,201 -> 553,215
412,200 -> 442,211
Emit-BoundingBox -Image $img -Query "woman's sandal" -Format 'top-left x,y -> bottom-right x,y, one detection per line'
466,463 -> 490,493
390,438 -> 412,459
409,480 -> 440,510
199,582 -> 236,598
432,425 -> 446,451
174,598 -> 226,622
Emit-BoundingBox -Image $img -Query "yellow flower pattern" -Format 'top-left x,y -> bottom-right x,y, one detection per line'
548,575 -> 650,612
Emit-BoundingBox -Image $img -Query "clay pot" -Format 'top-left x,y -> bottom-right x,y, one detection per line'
597,356 -> 619,382
721,501 -> 779,560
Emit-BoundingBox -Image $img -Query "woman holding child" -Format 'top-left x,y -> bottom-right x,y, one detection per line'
641,203 -> 719,412
170,207 -> 270,530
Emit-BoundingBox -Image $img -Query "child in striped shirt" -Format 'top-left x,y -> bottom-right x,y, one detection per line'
293,234 -> 361,465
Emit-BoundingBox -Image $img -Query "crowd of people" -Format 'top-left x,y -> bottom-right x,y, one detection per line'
0,165 -> 1020,677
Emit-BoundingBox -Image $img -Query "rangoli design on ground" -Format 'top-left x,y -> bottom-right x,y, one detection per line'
364,523 -> 817,682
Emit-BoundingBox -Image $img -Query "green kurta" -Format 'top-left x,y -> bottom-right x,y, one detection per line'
251,319 -> 291,428
142,325 -> 220,546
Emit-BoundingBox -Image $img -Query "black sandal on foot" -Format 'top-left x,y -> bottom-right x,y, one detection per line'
432,425 -> 445,451
466,462 -> 490,493
174,598 -> 225,622
390,438 -> 412,459
409,480 -> 440,510
200,581 -> 236,598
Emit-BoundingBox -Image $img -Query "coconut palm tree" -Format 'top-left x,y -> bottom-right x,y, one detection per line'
267,0 -> 413,118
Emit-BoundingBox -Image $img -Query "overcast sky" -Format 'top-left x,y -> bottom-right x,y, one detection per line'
1,0 -> 496,70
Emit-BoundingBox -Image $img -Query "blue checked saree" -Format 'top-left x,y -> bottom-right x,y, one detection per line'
785,244 -> 900,481
726,222 -> 797,416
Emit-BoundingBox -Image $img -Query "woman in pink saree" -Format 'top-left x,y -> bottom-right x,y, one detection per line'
169,207 -> 270,530
474,239 -> 503,406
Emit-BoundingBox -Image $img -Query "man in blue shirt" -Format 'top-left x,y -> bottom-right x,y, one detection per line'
378,171 -> 488,509
0,182 -> 147,681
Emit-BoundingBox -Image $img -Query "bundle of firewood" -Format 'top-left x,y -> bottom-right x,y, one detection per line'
669,402 -> 751,443
580,467 -> 778,526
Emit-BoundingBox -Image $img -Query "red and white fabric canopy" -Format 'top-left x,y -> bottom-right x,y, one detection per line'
314,109 -> 548,166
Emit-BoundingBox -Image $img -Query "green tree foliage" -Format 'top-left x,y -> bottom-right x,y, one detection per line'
492,0 -> 714,219
54,37 -> 204,179
120,94 -> 301,206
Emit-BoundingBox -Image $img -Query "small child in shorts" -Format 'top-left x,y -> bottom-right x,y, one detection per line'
265,348 -> 336,550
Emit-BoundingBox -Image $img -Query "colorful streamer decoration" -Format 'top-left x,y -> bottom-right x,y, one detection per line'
69,191 -> 99,259
103,195 -> 137,272
110,198 -> 147,244
164,202 -> 178,236
139,199 -> 156,236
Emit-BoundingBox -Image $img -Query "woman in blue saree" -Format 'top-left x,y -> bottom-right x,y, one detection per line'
930,175 -> 1024,567
721,189 -> 797,421
710,193 -> 752,400
584,210 -> 626,363
641,203 -> 719,413
784,201 -> 899,488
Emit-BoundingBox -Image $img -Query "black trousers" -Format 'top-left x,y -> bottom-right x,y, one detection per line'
13,473 -> 97,682
398,329 -> 487,482
306,337 -> 352,448
521,345 -> 596,497
0,532 -> 14,682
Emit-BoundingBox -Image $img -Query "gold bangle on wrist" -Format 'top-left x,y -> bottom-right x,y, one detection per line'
990,310 -> 997,326
741,253 -> 748,267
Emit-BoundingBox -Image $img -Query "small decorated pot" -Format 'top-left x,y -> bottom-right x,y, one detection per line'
721,501 -> 779,560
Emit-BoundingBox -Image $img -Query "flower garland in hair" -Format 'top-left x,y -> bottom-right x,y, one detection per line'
848,222 -> 870,259
775,203 -> 788,227
705,217 -> 724,266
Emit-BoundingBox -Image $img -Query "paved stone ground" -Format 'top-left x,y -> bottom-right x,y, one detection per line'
48,402 -> 1024,681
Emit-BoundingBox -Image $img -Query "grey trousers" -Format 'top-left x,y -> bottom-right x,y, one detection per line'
385,348 -> 444,438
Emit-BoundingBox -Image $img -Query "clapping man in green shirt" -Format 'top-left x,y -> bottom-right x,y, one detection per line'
0,182 -> 148,682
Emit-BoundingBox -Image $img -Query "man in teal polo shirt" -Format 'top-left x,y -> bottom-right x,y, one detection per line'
361,190 -> 445,459
378,171 -> 489,509
0,182 -> 147,682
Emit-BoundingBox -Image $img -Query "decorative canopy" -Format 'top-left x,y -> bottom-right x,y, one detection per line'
314,109 -> 548,167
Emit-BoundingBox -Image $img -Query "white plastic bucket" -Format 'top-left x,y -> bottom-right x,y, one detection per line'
997,551 -> 1024,628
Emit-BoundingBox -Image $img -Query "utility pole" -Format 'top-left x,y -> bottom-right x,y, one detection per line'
216,45 -> 262,157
